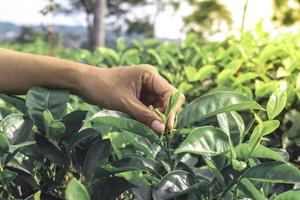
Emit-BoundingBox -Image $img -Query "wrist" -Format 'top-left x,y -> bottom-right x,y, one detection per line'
73,64 -> 108,98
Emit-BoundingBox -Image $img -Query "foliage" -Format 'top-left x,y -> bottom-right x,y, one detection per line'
0,24 -> 300,199
0,85 -> 299,199
273,0 -> 300,26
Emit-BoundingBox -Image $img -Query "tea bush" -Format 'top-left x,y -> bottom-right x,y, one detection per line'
0,86 -> 299,199
0,24 -> 300,199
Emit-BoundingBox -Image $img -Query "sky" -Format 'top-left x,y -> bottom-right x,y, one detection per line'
0,0 -> 279,40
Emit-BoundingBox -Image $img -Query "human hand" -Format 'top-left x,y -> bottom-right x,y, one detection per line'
78,64 -> 185,134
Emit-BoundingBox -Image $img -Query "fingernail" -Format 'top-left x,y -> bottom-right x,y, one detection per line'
151,120 -> 165,133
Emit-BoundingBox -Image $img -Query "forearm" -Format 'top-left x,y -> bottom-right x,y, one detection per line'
0,48 -> 91,94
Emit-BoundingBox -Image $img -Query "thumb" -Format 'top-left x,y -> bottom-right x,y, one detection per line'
125,98 -> 165,134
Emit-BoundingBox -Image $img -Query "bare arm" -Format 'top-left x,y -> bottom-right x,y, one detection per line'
0,48 -> 84,94
0,48 -> 184,133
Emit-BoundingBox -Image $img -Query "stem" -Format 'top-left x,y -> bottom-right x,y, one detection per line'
165,129 -> 174,170
240,0 -> 249,40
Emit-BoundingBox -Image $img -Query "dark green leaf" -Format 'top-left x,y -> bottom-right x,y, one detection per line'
177,91 -> 263,128
62,110 -> 87,139
91,116 -> 160,144
68,128 -> 99,150
239,179 -> 264,200
0,133 -> 9,156
83,139 -> 111,180
91,177 -> 136,200
35,134 -> 66,165
26,87 -> 69,131
242,162 -> 300,183
175,126 -> 230,156
152,170 -> 207,200
217,111 -> 245,145
249,120 -> 280,153
0,170 -> 17,184
0,94 -> 27,114
235,144 -> 285,162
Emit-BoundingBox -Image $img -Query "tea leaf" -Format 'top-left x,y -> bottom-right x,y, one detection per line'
239,179 -> 265,200
65,177 -> 90,200
152,170 -> 207,200
91,116 -> 160,144
267,90 -> 287,119
175,126 -> 230,156
249,120 -> 280,153
166,90 -> 181,119
26,87 -> 69,132
242,162 -> 300,183
235,143 -> 285,162
83,139 -> 112,180
177,91 -> 263,128
274,190 -> 300,200
0,133 -> 9,156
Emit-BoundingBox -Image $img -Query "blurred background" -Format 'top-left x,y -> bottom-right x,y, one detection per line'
0,0 -> 299,50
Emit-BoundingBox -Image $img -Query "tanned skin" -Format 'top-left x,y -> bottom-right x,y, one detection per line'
0,48 -> 184,133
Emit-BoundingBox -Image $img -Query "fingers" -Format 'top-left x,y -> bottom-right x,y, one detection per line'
140,65 -> 177,97
124,97 -> 165,134
138,64 -> 185,130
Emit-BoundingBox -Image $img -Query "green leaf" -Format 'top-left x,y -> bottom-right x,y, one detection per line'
95,157 -> 157,178
239,179 -> 265,200
91,177 -> 136,200
62,110 -> 87,139
255,80 -> 278,98
184,66 -> 198,82
274,189 -> 300,200
232,159 -> 247,171
26,87 -> 69,131
196,64 -> 216,81
35,134 -> 66,165
68,128 -> 99,150
65,177 -> 90,200
166,90 -> 181,119
175,126 -> 230,156
0,170 -> 18,184
234,72 -> 260,86
235,143 -> 285,162
108,131 -> 154,159
177,91 -> 263,128
267,90 -> 287,119
249,120 -> 280,153
0,133 -> 9,156
83,139 -> 112,180
242,162 -> 300,183
0,114 -> 33,144
116,37 -> 126,51
217,111 -> 245,146
43,110 -> 65,140
91,116 -> 160,144
147,49 -> 163,66
0,94 -> 27,114
152,170 -> 207,200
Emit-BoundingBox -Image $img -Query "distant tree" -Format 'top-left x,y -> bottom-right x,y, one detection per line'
183,0 -> 232,40
273,0 -> 300,26
66,0 -> 156,49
